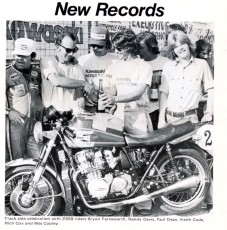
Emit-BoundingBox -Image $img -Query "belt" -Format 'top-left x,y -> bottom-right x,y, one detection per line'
166,109 -> 197,117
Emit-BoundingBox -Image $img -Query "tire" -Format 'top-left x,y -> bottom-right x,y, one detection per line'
5,165 -> 62,216
154,148 -> 211,214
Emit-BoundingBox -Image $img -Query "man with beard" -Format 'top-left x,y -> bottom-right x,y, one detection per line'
6,38 -> 43,161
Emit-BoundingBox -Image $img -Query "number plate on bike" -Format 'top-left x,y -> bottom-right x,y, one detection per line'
195,124 -> 213,151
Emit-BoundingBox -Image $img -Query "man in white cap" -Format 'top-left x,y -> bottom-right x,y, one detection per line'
78,26 -> 116,113
6,38 -> 43,161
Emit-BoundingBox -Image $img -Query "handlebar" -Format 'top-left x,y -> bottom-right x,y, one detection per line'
64,127 -> 76,138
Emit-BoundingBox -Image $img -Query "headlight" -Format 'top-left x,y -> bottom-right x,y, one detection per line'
33,121 -> 43,143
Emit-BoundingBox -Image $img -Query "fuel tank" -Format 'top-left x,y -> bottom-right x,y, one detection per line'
64,113 -> 125,148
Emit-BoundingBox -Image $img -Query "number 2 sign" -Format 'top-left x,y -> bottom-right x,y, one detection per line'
195,124 -> 213,151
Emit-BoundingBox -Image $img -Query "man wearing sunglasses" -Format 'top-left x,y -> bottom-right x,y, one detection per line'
40,32 -> 91,113
41,32 -> 89,175
78,26 -> 117,113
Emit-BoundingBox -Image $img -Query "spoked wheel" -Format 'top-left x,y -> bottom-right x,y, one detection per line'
5,166 -> 61,216
154,148 -> 211,214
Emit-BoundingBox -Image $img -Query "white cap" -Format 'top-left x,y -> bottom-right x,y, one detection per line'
12,38 -> 36,56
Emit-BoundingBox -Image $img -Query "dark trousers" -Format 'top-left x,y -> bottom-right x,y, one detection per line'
8,117 -> 40,161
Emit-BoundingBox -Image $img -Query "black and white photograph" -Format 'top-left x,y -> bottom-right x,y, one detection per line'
5,20 -> 214,217
1,0 -> 227,229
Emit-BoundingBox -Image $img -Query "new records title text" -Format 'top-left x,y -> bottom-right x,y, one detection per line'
55,2 -> 165,17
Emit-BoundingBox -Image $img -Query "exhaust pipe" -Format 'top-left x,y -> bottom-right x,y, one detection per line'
122,176 -> 201,205
72,170 -> 202,209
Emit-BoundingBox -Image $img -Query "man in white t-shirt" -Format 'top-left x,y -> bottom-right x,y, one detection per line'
41,32 -> 92,112
41,32 -> 90,175
78,26 -> 116,112
102,29 -> 153,138
101,28 -> 153,215
136,31 -> 169,130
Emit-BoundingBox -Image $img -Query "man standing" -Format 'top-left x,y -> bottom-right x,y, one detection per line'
41,32 -> 87,112
158,31 -> 214,211
99,28 -> 153,215
136,31 -> 169,130
195,39 -> 214,76
158,31 -> 214,127
6,38 -> 42,161
102,29 -> 153,138
195,39 -> 214,120
41,32 -> 87,174
78,26 -> 116,113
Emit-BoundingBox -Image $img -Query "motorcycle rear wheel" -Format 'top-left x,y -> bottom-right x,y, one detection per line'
5,165 -> 62,216
154,148 -> 211,214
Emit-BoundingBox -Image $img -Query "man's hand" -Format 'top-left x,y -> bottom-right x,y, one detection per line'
99,94 -> 116,108
8,110 -> 25,125
84,82 -> 94,94
85,98 -> 97,107
201,113 -> 213,123
98,94 -> 117,114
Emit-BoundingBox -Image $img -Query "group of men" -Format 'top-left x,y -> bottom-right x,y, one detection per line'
5,24 -> 214,215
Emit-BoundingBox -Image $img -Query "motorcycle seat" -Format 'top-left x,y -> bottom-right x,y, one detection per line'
124,120 -> 195,147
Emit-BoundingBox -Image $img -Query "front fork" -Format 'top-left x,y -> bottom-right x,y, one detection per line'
22,138 -> 56,205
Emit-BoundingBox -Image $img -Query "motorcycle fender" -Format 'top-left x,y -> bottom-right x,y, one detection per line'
5,158 -> 66,199
172,141 -> 208,158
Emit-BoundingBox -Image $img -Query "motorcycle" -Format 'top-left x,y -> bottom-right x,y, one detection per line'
5,106 -> 213,216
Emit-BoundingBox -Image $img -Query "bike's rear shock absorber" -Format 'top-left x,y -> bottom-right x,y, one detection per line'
166,144 -> 178,180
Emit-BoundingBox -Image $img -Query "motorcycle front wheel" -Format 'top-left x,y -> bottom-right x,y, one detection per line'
154,148 -> 211,214
5,165 -> 62,216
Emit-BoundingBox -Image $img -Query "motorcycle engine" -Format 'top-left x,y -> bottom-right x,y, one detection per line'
74,148 -> 132,199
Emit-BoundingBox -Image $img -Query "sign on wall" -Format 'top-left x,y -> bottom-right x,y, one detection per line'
6,20 -> 214,60
6,21 -> 90,59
